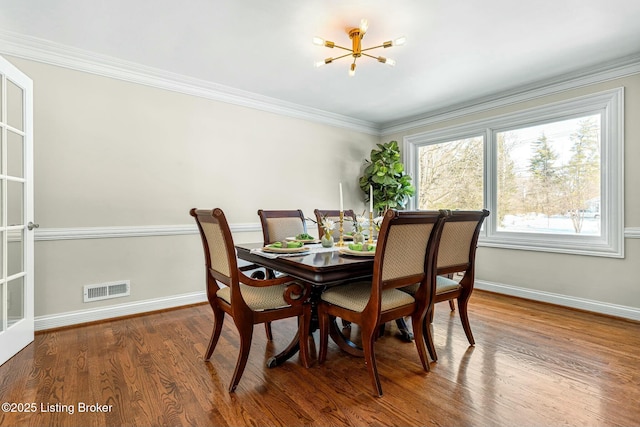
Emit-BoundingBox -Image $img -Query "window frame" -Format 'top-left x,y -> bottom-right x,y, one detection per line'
403,87 -> 624,258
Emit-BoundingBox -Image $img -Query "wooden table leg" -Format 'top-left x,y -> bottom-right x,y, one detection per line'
328,316 -> 364,357
267,330 -> 301,367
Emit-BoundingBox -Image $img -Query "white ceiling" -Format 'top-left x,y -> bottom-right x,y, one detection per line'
2,0 -> 640,127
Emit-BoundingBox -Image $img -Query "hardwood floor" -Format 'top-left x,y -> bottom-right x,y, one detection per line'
1,290 -> 639,426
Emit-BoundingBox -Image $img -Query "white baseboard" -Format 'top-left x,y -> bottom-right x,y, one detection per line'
475,280 -> 640,321
34,291 -> 208,331
34,279 -> 640,332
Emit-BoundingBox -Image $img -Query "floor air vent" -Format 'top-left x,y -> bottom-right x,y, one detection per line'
84,280 -> 130,302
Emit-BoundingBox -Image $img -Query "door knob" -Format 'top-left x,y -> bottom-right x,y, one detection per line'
27,222 -> 40,230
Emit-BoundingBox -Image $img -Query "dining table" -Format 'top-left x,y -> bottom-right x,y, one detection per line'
235,241 -> 376,367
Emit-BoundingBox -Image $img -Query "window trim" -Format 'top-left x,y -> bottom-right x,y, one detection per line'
404,87 -> 624,258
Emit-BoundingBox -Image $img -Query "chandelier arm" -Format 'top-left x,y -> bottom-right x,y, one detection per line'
332,45 -> 353,52
331,52 -> 355,61
360,44 -> 387,53
361,53 -> 381,60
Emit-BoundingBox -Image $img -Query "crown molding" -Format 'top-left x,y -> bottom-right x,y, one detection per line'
381,53 -> 640,136
0,30 -> 381,136
1,28 -> 639,139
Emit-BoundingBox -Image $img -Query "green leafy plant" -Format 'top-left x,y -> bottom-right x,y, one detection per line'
359,140 -> 415,213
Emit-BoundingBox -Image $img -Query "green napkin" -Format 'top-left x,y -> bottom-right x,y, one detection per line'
270,241 -> 303,249
348,243 -> 376,252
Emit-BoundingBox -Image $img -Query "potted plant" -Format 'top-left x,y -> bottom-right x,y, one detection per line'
359,140 -> 415,213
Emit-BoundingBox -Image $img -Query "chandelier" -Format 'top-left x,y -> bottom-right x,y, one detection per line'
313,19 -> 406,76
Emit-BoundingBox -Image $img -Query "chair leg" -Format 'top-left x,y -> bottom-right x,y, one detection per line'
449,300 -> 455,311
411,314 -> 430,371
362,325 -> 383,397
205,305 -> 225,360
229,322 -> 254,392
298,304 -> 312,368
458,295 -> 475,346
318,307 -> 330,364
422,313 -> 438,362
264,322 -> 273,341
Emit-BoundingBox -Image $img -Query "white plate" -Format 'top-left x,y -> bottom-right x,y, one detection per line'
285,236 -> 321,244
262,245 -> 310,254
339,248 -> 376,257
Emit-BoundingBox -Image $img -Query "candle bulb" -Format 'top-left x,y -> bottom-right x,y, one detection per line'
369,185 -> 374,213
339,183 -> 344,212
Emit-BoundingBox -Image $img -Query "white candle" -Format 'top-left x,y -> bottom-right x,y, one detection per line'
369,185 -> 374,213
339,182 -> 344,212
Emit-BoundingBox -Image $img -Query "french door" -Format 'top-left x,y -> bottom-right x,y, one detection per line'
0,55 -> 34,366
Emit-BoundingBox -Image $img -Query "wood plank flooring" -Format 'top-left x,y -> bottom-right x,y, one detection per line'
1,290 -> 639,426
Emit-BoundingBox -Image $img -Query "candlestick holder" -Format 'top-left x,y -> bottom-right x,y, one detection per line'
368,212 -> 375,244
337,211 -> 345,246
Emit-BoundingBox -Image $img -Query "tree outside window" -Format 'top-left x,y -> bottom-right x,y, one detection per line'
496,115 -> 601,236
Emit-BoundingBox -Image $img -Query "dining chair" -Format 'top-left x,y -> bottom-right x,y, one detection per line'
190,208 -> 312,392
313,209 -> 356,240
317,209 -> 446,397
402,209 -> 489,362
257,209 -> 307,340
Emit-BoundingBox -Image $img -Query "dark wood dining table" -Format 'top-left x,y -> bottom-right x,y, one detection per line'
235,242 -> 375,366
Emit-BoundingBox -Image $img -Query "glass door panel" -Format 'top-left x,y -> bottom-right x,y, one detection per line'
7,278 -> 24,327
6,78 -> 24,131
8,230 -> 24,277
0,231 -> 3,277
0,283 -> 4,332
7,180 -> 24,227
8,131 -> 24,178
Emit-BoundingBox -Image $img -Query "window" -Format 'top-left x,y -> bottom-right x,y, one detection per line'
495,115 -> 601,236
417,136 -> 484,210
404,88 -> 624,257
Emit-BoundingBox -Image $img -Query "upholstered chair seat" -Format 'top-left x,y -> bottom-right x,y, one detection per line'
321,282 -> 416,313
402,275 -> 461,296
217,283 -> 296,311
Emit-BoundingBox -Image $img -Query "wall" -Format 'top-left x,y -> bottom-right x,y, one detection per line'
6,57 -> 379,327
385,74 -> 640,316
7,54 -> 640,328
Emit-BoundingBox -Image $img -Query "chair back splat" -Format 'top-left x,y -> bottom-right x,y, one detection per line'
313,209 -> 356,239
258,209 -> 307,244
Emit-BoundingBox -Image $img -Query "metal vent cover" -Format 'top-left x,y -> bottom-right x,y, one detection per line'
83,280 -> 130,302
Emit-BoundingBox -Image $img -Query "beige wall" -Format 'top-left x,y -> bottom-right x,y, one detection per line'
7,54 -> 640,324
385,74 -> 640,310
7,57 -> 379,318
